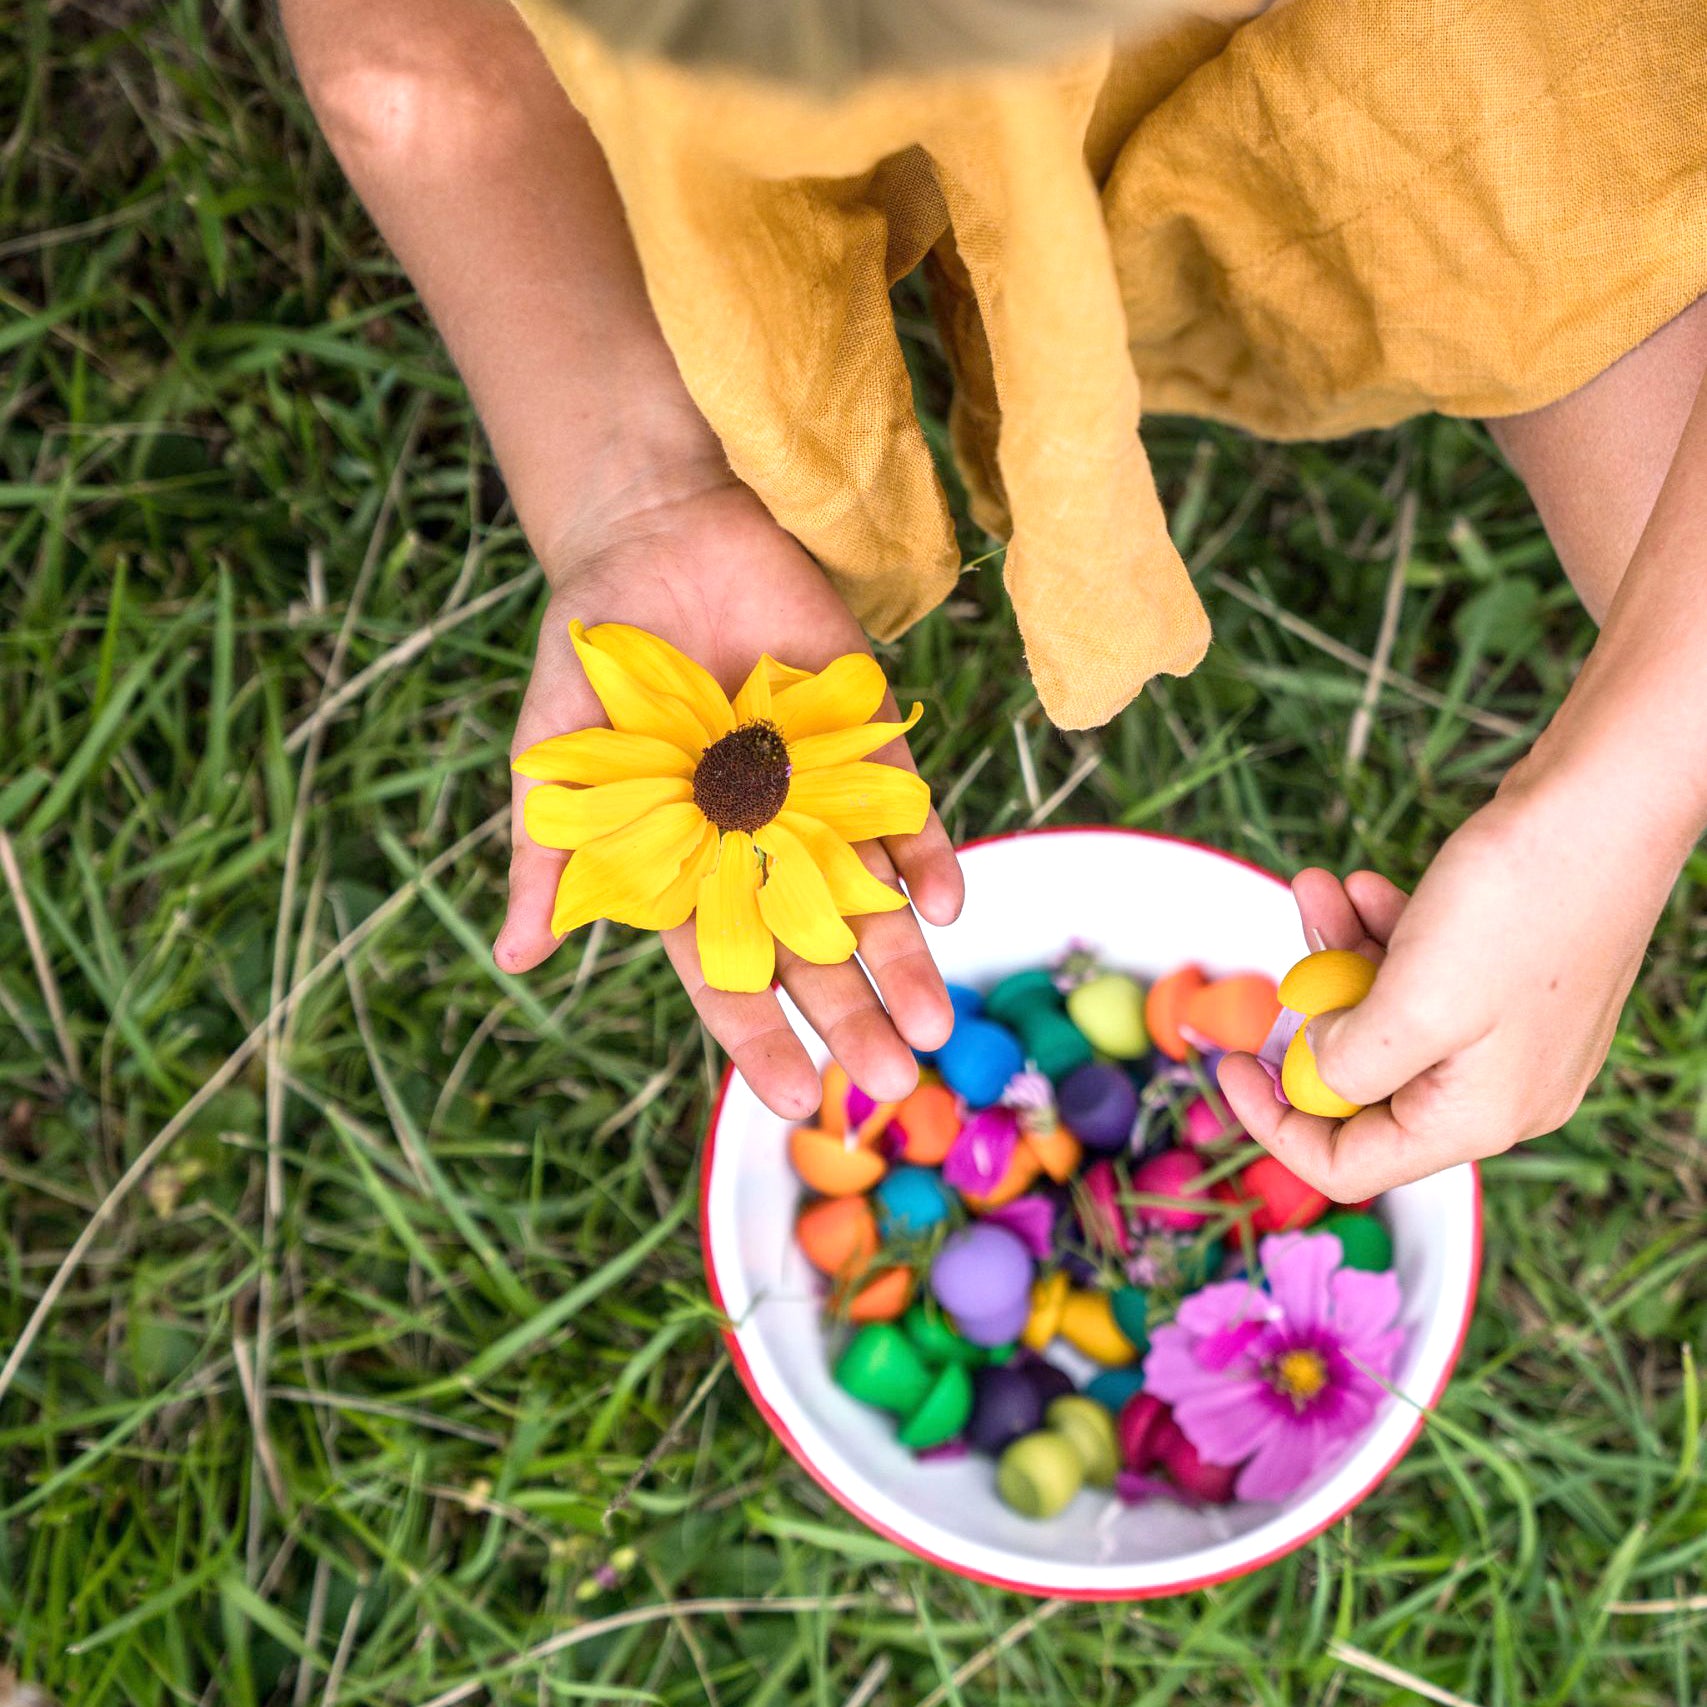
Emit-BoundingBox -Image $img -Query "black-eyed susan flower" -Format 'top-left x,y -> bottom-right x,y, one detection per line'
513,622 -> 930,993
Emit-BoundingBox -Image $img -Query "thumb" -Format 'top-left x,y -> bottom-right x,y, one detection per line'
1305,981 -> 1461,1109
497,603 -> 597,974
493,770 -> 569,974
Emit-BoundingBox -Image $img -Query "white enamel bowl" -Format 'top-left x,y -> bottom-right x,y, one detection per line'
701,828 -> 1481,1598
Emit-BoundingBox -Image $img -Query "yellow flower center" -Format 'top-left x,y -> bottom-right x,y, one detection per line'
1270,1348 -> 1327,1406
693,719 -> 791,834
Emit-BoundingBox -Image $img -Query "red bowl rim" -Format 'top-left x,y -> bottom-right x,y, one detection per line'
698,825 -> 1484,1599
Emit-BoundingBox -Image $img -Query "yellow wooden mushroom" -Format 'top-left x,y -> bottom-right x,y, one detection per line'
1277,949 -> 1377,1119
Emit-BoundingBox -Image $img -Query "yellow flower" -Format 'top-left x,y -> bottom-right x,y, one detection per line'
513,622 -> 931,993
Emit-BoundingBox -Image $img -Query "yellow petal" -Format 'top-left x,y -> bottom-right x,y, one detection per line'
695,831 -> 775,993
755,821 -> 858,964
787,703 -> 922,773
549,801 -> 711,934
580,622 -> 734,745
524,776 -> 693,851
765,658 -> 816,691
730,655 -> 774,725
642,819 -> 719,931
782,762 -> 931,842
771,654 -> 886,741
569,621 -> 713,756
776,812 -> 910,918
512,728 -> 695,785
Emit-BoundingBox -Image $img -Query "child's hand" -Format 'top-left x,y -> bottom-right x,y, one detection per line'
496,479 -> 963,1120
1216,777 -> 1680,1198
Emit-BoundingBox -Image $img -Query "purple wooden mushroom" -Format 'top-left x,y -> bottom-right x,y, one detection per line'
965,1364 -> 1044,1456
929,1224 -> 1034,1347
1057,1062 -> 1138,1152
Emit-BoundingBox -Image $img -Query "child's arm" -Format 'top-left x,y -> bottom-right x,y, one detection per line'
281,0 -> 961,1117
1221,349 -> 1707,1197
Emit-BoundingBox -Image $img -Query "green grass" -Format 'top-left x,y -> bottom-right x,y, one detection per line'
2,3 -> 1705,1702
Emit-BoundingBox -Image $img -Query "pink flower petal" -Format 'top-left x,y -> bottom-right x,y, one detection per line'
1304,1407 -> 1362,1469
1233,1418 -> 1315,1501
1258,1008 -> 1305,1074
1364,1325 -> 1407,1380
1142,1328 -> 1230,1403
1171,1379 -> 1282,1467
1326,1265 -> 1403,1350
1173,1278 -> 1275,1339
1193,1316 -> 1269,1373
1312,1377 -> 1378,1434
1136,1223 -> 1404,1507
1259,1232 -> 1343,1335
1256,1055 -> 1288,1102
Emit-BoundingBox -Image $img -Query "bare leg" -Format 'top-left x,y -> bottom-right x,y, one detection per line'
1485,293 -> 1707,617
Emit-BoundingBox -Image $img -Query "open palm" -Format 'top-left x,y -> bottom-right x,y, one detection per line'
496,483 -> 963,1118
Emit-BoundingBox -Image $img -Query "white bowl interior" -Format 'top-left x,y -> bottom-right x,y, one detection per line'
704,830 -> 1479,1595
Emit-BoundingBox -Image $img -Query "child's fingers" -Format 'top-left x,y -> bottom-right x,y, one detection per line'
773,949 -> 922,1103
1214,1052 -> 1287,1149
1263,1101 -> 1463,1202
865,690 -> 963,928
1344,869 -> 1410,943
1292,866 -> 1391,962
1293,865 -> 1412,958
844,843 -> 955,1054
1306,974 -> 1475,1110
664,846 -> 935,1114
1217,1052 -> 1468,1201
886,808 -> 964,929
663,929 -> 822,1121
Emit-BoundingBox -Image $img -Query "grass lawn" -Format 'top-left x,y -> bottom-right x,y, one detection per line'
2,3 -> 1704,1702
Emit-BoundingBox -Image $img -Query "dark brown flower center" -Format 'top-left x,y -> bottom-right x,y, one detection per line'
693,719 -> 791,834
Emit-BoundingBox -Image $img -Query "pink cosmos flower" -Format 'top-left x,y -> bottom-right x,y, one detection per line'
1142,1230 -> 1405,1501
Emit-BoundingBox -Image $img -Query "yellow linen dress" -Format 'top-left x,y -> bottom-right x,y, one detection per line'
510,0 -> 1707,728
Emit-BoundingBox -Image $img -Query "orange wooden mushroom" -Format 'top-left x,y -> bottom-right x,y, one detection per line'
1021,1124 -> 1083,1183
841,1266 -> 915,1322
1183,973 -> 1281,1055
788,1127 -> 888,1196
1145,964 -> 1208,1061
892,1078 -> 960,1165
796,1196 -> 879,1278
